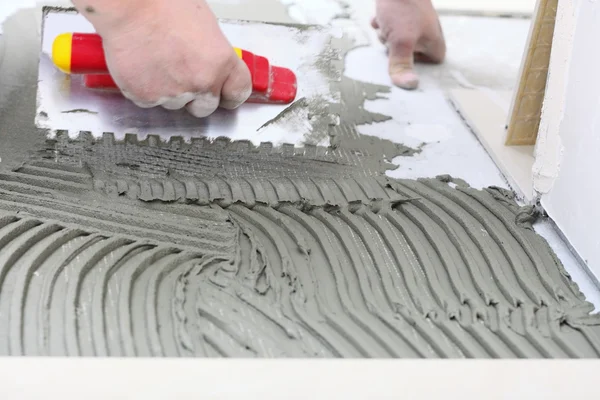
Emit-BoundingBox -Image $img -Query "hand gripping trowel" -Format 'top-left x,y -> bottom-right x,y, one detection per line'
51,33 -> 297,104
35,7 -> 342,144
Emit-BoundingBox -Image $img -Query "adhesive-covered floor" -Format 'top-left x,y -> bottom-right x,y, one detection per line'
1,4 -> 600,358
1,137 -> 600,357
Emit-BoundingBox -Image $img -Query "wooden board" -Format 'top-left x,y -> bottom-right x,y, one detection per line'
505,0 -> 558,145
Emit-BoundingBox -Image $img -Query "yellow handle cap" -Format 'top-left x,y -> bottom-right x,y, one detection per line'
52,33 -> 73,74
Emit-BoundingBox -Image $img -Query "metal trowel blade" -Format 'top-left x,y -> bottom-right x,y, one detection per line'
35,7 -> 343,146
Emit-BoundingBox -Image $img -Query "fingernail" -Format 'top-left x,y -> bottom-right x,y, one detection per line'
391,70 -> 419,90
220,86 -> 252,110
219,99 -> 244,110
186,93 -> 220,118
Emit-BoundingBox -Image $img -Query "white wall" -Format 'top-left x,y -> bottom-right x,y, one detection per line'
536,0 -> 600,280
432,0 -> 536,15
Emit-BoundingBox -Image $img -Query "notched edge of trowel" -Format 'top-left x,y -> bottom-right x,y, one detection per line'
48,130 -> 340,160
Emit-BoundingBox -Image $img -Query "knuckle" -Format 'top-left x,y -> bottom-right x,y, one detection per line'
388,32 -> 417,49
117,78 -> 160,106
187,93 -> 220,118
192,54 -> 238,93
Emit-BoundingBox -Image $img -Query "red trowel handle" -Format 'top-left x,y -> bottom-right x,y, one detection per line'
52,32 -> 298,104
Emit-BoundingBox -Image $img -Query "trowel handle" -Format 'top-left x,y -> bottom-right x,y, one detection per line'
51,32 -> 297,104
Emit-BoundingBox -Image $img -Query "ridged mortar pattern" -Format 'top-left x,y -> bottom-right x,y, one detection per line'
0,158 -> 598,357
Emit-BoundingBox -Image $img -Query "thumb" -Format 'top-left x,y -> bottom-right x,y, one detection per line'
387,39 -> 419,90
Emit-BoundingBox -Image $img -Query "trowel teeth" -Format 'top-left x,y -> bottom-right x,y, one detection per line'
259,142 -> 273,154
124,134 -> 138,144
213,137 -> 233,149
282,143 -> 295,156
54,130 -> 69,140
303,144 -> 317,158
168,137 -> 184,150
234,140 -> 252,153
77,131 -> 94,144
102,132 -> 115,145
190,137 -> 210,149
147,135 -> 161,147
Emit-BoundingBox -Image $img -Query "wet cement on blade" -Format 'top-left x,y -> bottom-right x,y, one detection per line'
1,7 -> 600,358
0,9 -> 47,170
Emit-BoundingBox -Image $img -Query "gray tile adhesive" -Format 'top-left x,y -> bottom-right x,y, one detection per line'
1,7 -> 600,358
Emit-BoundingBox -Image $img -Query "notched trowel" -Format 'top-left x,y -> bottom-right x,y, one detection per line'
51,33 -> 297,104
36,7 -> 343,145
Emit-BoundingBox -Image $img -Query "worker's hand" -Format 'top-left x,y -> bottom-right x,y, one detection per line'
76,0 -> 251,117
372,0 -> 446,90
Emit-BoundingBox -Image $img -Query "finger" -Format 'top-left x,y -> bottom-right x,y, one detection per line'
414,52 -> 432,63
416,20 -> 446,64
371,17 -> 387,45
130,99 -> 158,109
161,92 -> 196,110
371,17 -> 380,29
388,38 -> 419,90
186,92 -> 220,118
421,36 -> 446,65
121,89 -> 160,109
219,57 -> 252,110
414,49 -> 444,64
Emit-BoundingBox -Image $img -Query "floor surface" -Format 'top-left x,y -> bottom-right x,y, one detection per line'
0,1 -> 600,355
287,0 -> 600,307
